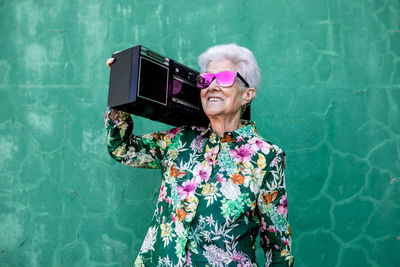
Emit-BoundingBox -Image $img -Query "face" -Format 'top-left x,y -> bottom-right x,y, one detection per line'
200,59 -> 255,120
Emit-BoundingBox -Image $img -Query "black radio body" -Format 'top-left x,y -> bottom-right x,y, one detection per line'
108,45 -> 249,127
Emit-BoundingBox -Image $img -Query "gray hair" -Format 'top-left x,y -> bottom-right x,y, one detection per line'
198,43 -> 262,91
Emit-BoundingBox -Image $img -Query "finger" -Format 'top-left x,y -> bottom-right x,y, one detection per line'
107,58 -> 115,69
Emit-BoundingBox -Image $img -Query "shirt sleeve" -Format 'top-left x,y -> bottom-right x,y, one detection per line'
104,106 -> 176,169
257,151 -> 294,266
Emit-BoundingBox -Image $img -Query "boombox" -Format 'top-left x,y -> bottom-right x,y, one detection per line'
108,45 -> 250,126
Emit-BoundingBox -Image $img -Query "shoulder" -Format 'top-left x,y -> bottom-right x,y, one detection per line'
248,133 -> 285,156
249,136 -> 287,189
249,133 -> 286,171
237,120 -> 284,155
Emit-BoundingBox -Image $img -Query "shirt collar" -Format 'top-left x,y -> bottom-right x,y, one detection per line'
199,120 -> 258,143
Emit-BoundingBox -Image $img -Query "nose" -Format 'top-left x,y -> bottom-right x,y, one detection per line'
207,78 -> 220,90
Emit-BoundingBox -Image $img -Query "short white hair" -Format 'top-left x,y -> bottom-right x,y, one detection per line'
198,43 -> 261,91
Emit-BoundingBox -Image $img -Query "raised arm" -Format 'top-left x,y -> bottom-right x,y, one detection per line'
104,107 -> 176,169
257,150 -> 294,266
104,105 -> 181,168
104,56 -> 177,169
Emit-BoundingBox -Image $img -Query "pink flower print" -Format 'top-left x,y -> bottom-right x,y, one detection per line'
269,154 -> 282,168
267,225 -> 277,233
193,163 -> 211,182
282,237 -> 290,246
176,179 -> 198,200
190,135 -> 204,153
229,144 -> 255,163
104,111 -> 109,127
205,146 -> 219,166
236,136 -> 244,142
277,193 -> 288,216
232,250 -> 245,263
260,218 -> 267,231
166,127 -> 181,139
186,251 -> 192,266
165,197 -> 172,205
248,137 -> 271,154
158,182 -> 167,202
217,173 -> 223,182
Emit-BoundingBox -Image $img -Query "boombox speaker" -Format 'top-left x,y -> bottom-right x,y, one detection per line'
108,45 -> 250,127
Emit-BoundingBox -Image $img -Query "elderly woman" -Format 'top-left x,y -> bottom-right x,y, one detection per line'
105,44 -> 293,266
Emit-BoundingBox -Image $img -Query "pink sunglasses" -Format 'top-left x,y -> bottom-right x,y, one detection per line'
196,71 -> 249,89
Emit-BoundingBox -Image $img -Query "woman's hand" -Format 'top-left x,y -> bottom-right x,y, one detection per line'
107,58 -> 115,70
107,51 -> 121,69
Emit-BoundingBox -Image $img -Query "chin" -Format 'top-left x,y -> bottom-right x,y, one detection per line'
203,107 -> 225,117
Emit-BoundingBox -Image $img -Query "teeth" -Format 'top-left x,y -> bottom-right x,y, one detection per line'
208,97 -> 222,101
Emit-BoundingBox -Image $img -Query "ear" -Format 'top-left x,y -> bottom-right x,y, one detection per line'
242,87 -> 256,106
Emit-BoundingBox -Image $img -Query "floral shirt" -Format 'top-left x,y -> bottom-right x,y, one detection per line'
105,107 -> 294,267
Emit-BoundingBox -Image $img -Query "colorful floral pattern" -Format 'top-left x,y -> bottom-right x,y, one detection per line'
105,107 -> 294,266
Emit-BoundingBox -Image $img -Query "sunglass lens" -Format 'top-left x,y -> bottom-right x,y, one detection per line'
199,73 -> 214,89
216,71 -> 237,87
196,75 -> 205,89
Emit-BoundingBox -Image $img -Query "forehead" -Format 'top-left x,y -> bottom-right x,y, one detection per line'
206,59 -> 237,73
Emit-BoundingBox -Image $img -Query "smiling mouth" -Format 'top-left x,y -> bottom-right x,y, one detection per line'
208,97 -> 223,102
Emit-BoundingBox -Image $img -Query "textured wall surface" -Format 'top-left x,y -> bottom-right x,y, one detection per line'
1,0 -> 399,266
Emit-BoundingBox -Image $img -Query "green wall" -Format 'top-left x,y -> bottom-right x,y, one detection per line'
1,0 -> 399,266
